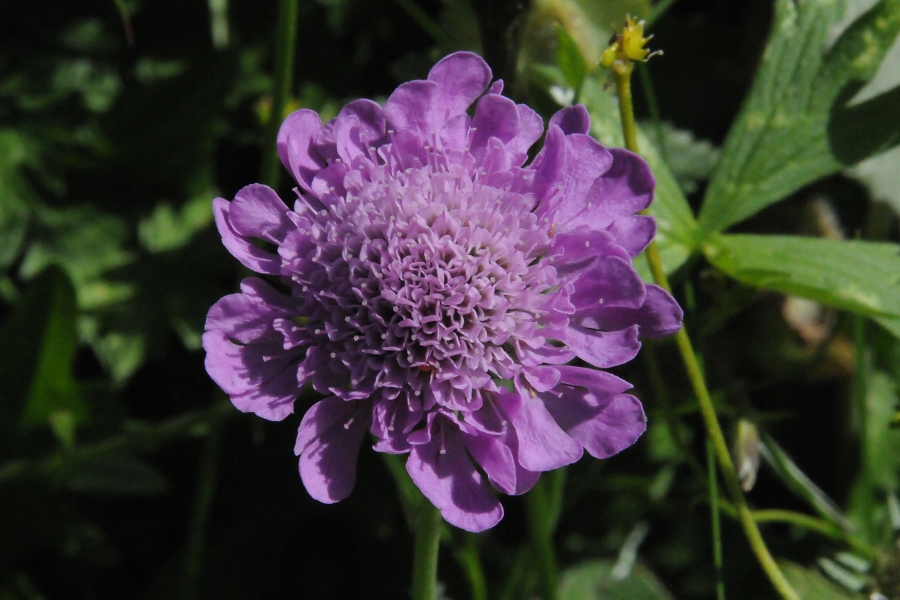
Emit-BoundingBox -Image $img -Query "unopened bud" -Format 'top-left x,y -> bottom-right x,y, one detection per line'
734,420 -> 760,492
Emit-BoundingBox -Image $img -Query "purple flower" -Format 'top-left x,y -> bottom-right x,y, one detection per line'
203,52 -> 682,532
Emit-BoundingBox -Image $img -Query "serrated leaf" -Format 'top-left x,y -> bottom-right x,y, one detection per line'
704,235 -> 900,324
581,76 -> 700,276
780,562 -> 864,599
61,455 -> 167,496
700,0 -> 900,233
559,560 -> 675,600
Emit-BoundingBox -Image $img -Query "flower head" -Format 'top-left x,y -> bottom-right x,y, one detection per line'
600,16 -> 659,73
203,52 -> 682,532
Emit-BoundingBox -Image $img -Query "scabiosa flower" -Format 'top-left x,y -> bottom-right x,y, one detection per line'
203,52 -> 682,532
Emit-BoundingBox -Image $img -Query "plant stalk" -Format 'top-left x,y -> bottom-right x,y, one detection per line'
612,68 -> 800,600
526,476 -> 559,600
261,0 -> 299,187
412,500 -> 443,600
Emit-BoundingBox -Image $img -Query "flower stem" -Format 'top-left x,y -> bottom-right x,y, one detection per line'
260,0 -> 299,188
412,500 -> 443,600
526,476 -> 559,600
853,314 -> 874,537
611,67 -> 800,600
707,439 -> 727,600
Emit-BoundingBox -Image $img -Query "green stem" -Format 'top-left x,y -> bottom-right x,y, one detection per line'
454,534 -> 488,600
526,477 -> 559,600
636,63 -> 670,167
853,314 -> 873,537
752,509 -> 878,560
644,347 -> 705,479
708,439 -> 727,600
392,0 -> 451,46
613,67 -> 639,157
261,0 -> 300,187
412,500 -> 443,600
611,69 -> 800,600
183,421 -> 224,600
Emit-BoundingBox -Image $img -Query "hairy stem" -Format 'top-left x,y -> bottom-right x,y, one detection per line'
612,68 -> 800,600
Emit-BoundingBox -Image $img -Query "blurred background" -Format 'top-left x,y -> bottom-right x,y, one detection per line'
1,0 -> 899,598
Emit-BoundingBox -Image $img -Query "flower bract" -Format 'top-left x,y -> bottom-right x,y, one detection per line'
203,51 -> 682,532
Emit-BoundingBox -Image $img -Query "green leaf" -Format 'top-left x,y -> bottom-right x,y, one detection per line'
0,130 -> 37,271
138,193 -> 214,253
704,235 -> 900,325
0,267 -> 87,445
643,121 -> 720,195
581,76 -> 700,275
700,0 -> 900,233
61,454 -> 167,496
780,562 -> 863,599
556,25 -> 587,92
19,205 -> 134,310
559,560 -> 675,600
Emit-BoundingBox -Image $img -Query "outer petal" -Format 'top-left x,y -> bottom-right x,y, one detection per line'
549,104 -> 591,135
214,198 -> 282,275
406,421 -> 503,532
569,256 -> 646,311
205,278 -> 295,345
604,215 -> 657,257
463,431 -> 517,495
470,95 -> 521,159
550,393 -> 647,459
277,109 -> 327,191
570,148 -> 655,230
383,80 -> 441,135
202,330 -> 301,421
297,398 -> 371,504
578,284 -> 683,339
563,324 -> 641,368
427,52 -> 492,120
498,391 -> 582,472
228,184 -> 292,242
548,228 -> 627,278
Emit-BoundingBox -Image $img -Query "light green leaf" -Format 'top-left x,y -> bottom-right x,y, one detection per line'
700,0 -> 900,233
0,130 -> 37,270
581,76 -> 700,275
138,193 -> 214,253
19,206 -> 134,310
556,24 -> 587,92
643,121 -> 720,194
780,562 -> 864,599
704,235 -> 900,324
559,560 -> 675,600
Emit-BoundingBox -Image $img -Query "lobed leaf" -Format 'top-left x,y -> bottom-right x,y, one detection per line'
704,234 -> 900,337
699,0 -> 900,233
